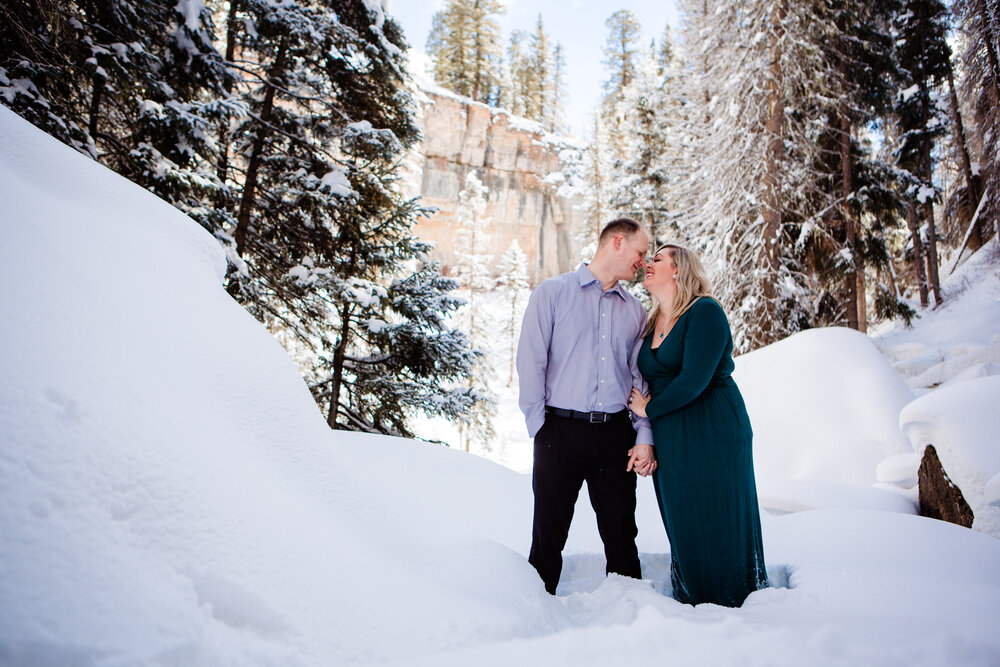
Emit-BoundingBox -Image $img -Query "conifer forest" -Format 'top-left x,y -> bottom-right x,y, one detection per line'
2,0 -> 998,438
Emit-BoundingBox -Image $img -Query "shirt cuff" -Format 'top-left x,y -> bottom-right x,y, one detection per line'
633,418 -> 653,447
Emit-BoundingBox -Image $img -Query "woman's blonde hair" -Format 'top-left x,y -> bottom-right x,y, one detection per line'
643,244 -> 714,336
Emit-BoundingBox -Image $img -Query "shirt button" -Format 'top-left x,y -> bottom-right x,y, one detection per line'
602,313 -> 606,317
601,356 -> 605,361
600,379 -> 605,383
598,402 -> 603,406
601,335 -> 606,339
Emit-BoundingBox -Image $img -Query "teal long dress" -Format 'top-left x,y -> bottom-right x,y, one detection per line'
637,297 -> 768,607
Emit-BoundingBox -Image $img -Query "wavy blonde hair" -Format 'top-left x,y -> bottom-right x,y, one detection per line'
643,244 -> 714,337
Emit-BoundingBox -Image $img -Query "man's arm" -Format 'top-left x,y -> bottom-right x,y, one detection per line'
516,285 -> 553,437
626,324 -> 656,475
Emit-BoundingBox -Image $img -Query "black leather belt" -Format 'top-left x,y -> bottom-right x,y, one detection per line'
544,406 -> 630,424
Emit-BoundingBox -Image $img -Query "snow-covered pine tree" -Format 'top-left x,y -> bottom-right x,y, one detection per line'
523,15 -> 550,121
892,0 -> 953,307
582,113 -> 612,253
548,43 -> 568,134
607,44 -> 674,245
952,0 -> 1000,247
452,170 -> 497,452
219,0 -> 476,436
668,0 -> 835,350
0,0 -> 93,154
0,0 -> 233,214
496,240 -> 529,386
600,9 -> 642,162
805,0 -> 906,332
500,30 -> 527,117
426,0 -> 504,104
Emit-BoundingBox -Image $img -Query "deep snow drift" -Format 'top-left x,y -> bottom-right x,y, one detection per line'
2,106 -> 999,666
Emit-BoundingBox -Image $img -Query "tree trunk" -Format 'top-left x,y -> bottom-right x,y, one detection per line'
327,302 -> 353,429
759,0 -> 785,346
976,0 -> 1000,104
88,75 -> 104,140
233,40 -> 288,257
216,0 -> 241,190
920,90 -> 943,306
839,58 -> 861,332
946,59 -> 982,247
907,202 -> 929,307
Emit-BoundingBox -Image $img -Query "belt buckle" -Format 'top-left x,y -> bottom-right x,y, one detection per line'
589,411 -> 605,424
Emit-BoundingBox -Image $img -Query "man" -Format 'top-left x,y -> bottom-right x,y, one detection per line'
517,217 -> 657,595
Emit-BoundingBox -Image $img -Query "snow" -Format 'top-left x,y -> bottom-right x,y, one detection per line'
3,105 -> 1000,665
320,168 -> 356,198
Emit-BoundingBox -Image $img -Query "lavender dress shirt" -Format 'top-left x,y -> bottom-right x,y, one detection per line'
516,263 -> 653,445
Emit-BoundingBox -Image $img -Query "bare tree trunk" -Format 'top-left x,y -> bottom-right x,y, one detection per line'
233,40 -> 288,257
759,1 -> 785,347
327,302 -> 353,428
88,76 -> 104,139
920,91 -> 943,306
946,60 -> 982,246
216,0 -> 241,190
907,202 -> 929,307
838,58 -> 861,332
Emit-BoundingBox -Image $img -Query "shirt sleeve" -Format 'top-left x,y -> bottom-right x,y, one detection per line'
645,299 -> 729,421
628,316 -> 654,446
516,283 -> 553,437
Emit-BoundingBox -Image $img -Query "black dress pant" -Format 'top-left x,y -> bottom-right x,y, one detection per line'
528,414 -> 641,594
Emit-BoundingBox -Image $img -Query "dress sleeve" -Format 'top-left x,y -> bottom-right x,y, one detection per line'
516,284 -> 553,437
644,299 -> 729,421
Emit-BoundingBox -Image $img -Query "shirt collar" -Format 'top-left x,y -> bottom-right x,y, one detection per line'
577,263 -> 628,300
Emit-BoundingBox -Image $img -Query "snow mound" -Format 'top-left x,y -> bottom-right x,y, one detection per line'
734,327 -> 914,489
900,375 -> 1000,537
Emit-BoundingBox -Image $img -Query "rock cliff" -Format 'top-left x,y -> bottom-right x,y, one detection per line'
404,88 -> 588,285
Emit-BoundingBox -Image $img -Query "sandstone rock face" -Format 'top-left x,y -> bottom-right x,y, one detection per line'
918,444 -> 975,528
405,89 -> 587,285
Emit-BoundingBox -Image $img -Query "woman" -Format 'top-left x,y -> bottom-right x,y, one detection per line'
628,244 -> 768,607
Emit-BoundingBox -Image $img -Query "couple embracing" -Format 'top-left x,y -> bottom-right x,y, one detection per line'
516,218 -> 769,606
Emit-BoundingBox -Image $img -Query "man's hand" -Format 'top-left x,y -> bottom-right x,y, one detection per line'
627,444 -> 657,477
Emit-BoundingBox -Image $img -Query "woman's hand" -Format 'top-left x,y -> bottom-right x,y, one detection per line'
628,387 -> 650,418
627,444 -> 658,477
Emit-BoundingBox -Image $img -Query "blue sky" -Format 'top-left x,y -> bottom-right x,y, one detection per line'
385,1 -> 681,138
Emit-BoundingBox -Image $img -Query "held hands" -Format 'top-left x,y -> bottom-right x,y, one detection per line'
628,387 -> 650,418
627,444 -> 657,477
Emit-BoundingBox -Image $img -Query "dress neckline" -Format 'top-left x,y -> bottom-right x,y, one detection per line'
649,299 -> 700,351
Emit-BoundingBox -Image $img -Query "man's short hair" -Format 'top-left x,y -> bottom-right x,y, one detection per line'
598,217 -> 642,245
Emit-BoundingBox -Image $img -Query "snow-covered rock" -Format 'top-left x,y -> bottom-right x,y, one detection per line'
900,376 -> 1000,537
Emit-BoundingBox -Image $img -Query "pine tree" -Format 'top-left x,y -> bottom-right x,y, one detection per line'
523,15 -> 550,120
607,51 -> 672,240
426,0 -> 503,103
501,29 -> 527,116
452,170 -> 497,452
0,0 -> 233,212
953,0 -> 1000,247
548,42 -> 568,133
218,0 -> 476,436
496,240 -> 529,386
600,9 -> 642,161
891,0 -> 955,307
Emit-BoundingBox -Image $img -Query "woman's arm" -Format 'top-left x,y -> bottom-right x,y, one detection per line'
644,300 -> 729,421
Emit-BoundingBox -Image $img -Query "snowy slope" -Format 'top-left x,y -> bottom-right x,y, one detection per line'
2,106 -> 1000,666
